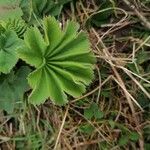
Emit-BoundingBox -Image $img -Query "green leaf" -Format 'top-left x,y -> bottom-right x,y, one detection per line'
84,107 -> 93,119
136,50 -> 150,64
0,30 -> 22,74
18,16 -> 96,105
92,103 -> 104,119
118,135 -> 129,146
145,144 -> 150,150
5,19 -> 27,38
129,132 -> 140,142
20,0 -> 72,23
127,63 -> 140,74
0,24 -> 5,34
0,0 -> 23,21
79,124 -> 94,135
108,120 -> 115,129
0,66 -> 31,113
84,103 -> 104,119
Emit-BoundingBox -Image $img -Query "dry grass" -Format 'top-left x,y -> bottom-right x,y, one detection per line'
0,0 -> 150,150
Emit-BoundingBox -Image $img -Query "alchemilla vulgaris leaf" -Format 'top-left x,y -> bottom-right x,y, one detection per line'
0,66 -> 31,113
18,16 -> 96,105
20,0 -> 71,23
0,30 -> 22,74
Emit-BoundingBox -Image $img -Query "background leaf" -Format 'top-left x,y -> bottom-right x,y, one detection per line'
0,66 -> 31,113
20,0 -> 72,24
118,135 -> 129,146
0,0 -> 23,21
129,132 -> 140,142
0,30 -> 22,73
79,124 -> 94,135
86,0 -> 116,27
84,103 -> 104,119
5,19 -> 27,38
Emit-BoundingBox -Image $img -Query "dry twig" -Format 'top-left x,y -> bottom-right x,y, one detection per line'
122,0 -> 150,30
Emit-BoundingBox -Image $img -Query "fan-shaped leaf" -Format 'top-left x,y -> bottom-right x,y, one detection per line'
18,16 -> 96,105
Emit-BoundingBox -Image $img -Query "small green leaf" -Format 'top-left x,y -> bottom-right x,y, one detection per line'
118,135 -> 129,146
84,107 -> 93,119
5,19 -> 27,38
129,132 -> 140,142
108,120 -> 115,129
92,103 -> 104,119
79,124 -> 94,134
84,103 -> 104,119
101,90 -> 111,98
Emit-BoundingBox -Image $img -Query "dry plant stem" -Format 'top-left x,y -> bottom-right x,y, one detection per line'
92,28 -> 141,112
85,6 -> 129,39
112,76 -> 143,110
91,29 -> 144,150
19,115 -> 26,135
96,55 -> 132,61
129,36 -> 150,58
123,68 -> 150,99
96,65 -> 101,103
100,7 -> 129,39
0,136 -> 10,144
62,138 -> 72,150
134,36 -> 150,54
93,31 -> 139,113
0,118 -> 10,129
119,66 -> 150,84
35,107 -> 41,134
122,0 -> 150,30
54,105 -> 69,150
72,139 -> 105,148
115,99 -> 122,122
100,21 -> 130,27
79,2 -> 144,148
105,21 -> 131,35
